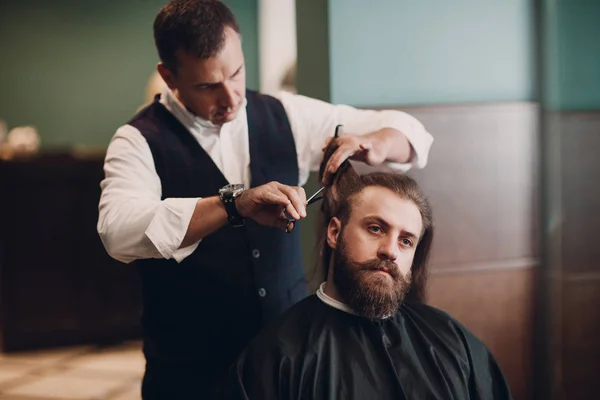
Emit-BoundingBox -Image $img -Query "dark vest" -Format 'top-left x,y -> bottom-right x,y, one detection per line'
128,91 -> 308,381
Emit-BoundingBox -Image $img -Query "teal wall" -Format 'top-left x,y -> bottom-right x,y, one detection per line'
226,0 -> 259,92
296,0 -> 331,102
0,0 -> 259,149
326,0 -> 535,106
546,0 -> 600,110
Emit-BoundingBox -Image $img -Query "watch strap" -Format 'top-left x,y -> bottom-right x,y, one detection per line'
220,191 -> 245,227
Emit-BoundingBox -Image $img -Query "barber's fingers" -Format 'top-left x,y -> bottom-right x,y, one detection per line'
275,183 -> 306,220
322,139 -> 370,184
322,144 -> 354,184
321,136 -> 334,152
260,190 -> 292,206
293,185 -> 307,208
246,182 -> 306,221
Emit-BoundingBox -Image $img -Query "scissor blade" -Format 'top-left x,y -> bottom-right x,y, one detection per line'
306,186 -> 325,205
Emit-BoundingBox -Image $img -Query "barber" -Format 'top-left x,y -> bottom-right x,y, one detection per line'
97,0 -> 433,398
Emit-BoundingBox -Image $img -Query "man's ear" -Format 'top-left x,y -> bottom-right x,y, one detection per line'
157,62 -> 177,90
327,217 -> 342,249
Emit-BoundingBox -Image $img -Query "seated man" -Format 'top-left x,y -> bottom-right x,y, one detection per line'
216,148 -> 512,399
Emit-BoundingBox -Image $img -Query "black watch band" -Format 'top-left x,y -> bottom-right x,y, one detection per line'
219,184 -> 246,227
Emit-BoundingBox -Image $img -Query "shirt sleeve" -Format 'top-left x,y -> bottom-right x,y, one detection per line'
275,91 -> 434,186
97,124 -> 201,264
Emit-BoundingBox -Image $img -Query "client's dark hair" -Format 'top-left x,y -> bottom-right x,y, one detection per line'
154,0 -> 240,73
315,142 -> 434,302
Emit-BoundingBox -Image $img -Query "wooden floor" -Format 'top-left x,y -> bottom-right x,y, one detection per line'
0,341 -> 143,400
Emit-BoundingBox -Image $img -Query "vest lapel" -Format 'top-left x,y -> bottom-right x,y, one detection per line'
246,93 -> 269,188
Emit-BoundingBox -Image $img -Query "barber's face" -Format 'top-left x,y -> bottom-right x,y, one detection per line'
158,26 -> 246,125
328,186 -> 422,319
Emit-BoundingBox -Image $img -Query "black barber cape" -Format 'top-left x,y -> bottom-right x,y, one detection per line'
216,295 -> 512,400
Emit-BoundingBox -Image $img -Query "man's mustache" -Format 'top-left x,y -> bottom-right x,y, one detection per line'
355,259 -> 401,280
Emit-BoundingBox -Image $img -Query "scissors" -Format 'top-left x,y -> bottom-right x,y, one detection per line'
284,125 -> 343,233
284,183 -> 324,233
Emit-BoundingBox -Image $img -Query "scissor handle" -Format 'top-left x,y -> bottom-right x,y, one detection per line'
334,124 -> 343,138
285,219 -> 295,233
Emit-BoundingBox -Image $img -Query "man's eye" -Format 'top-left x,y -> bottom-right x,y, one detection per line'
368,226 -> 382,233
401,238 -> 413,247
195,84 -> 216,90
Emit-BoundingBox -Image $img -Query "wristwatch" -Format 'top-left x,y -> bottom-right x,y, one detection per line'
219,183 -> 246,227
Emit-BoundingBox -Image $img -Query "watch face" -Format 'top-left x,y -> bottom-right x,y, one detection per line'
219,183 -> 246,195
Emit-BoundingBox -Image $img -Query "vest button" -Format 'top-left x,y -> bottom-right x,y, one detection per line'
258,288 -> 267,297
252,249 -> 260,258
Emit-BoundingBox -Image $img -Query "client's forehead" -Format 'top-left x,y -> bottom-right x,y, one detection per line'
349,186 -> 422,234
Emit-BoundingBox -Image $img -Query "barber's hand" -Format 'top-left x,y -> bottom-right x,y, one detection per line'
236,182 -> 307,231
321,135 -> 386,184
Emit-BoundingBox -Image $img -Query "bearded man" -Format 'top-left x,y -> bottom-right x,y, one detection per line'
215,145 -> 512,400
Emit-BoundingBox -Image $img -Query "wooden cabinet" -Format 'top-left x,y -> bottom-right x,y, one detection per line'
0,153 -> 142,352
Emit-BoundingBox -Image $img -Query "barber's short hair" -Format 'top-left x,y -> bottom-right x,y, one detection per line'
316,141 -> 434,302
154,0 -> 240,73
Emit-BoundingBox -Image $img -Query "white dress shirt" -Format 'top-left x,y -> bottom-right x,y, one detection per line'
316,282 -> 357,316
97,87 -> 433,264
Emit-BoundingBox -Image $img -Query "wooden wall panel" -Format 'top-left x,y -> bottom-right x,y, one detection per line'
427,267 -> 535,400
562,275 -> 600,400
559,112 -> 600,273
546,111 -> 600,399
558,111 -> 600,398
405,103 -> 539,270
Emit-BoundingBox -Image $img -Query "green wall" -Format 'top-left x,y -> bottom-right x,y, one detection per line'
295,0 -> 330,102
226,0 -> 259,93
0,0 -> 259,149
544,0 -> 600,110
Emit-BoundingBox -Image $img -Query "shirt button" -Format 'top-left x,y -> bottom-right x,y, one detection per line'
252,249 -> 260,258
258,288 -> 267,297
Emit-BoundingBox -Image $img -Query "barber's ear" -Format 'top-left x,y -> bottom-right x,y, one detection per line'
327,217 -> 342,249
157,63 -> 177,90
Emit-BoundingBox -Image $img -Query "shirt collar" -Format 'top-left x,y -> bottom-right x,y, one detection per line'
159,86 -> 247,131
316,282 -> 359,316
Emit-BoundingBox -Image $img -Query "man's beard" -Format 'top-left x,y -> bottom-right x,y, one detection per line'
332,238 -> 411,320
